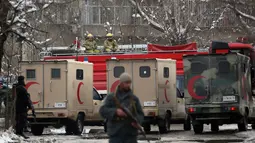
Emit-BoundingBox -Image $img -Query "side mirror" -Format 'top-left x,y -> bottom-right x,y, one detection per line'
102,94 -> 107,99
181,93 -> 184,98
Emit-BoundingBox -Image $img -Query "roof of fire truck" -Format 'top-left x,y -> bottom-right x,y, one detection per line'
42,42 -> 253,91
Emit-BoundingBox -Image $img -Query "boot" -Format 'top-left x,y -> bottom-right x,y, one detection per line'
24,127 -> 29,132
20,133 -> 29,139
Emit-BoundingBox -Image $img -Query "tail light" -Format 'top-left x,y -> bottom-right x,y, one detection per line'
230,107 -> 236,111
188,107 -> 195,113
148,112 -> 156,116
58,113 -> 65,117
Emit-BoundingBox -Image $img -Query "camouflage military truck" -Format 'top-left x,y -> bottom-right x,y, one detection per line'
183,42 -> 255,134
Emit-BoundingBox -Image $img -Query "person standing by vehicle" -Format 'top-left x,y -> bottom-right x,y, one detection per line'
99,73 -> 144,143
84,33 -> 100,53
15,76 -> 35,139
104,33 -> 119,52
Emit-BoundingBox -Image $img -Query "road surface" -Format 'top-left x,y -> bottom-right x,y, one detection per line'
7,124 -> 253,143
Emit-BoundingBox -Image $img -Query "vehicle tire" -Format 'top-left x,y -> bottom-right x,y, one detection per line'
238,113 -> 248,131
184,116 -> 191,131
31,124 -> 44,136
143,124 -> 151,133
73,114 -> 85,135
158,113 -> 171,134
211,123 -> 219,132
252,124 -> 255,129
193,123 -> 203,134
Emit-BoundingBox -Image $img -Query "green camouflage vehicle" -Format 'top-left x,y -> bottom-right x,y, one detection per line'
183,51 -> 255,134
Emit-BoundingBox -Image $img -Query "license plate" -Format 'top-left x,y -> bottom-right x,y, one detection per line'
223,96 -> 235,102
144,101 -> 156,107
55,103 -> 66,108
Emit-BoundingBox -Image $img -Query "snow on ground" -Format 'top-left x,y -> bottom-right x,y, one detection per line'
0,127 -> 24,143
0,124 -> 255,142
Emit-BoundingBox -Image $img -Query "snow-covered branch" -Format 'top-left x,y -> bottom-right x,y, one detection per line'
128,0 -> 165,33
228,4 -> 255,21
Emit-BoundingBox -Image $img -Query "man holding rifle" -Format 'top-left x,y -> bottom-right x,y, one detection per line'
100,73 -> 144,143
15,76 -> 35,139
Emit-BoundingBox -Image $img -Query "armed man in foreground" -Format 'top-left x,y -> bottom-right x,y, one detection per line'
99,73 -> 144,143
15,76 -> 35,139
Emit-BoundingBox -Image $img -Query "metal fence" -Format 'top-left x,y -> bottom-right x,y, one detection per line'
0,87 -> 16,130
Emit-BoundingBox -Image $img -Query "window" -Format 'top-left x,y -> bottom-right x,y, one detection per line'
26,69 -> 36,79
177,75 -> 184,92
218,61 -> 230,73
114,66 -> 125,78
139,66 -> 150,78
76,69 -> 83,80
51,69 -> 61,79
164,67 -> 169,78
93,88 -> 102,100
191,62 -> 206,74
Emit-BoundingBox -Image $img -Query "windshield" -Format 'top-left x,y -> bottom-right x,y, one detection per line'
184,54 -> 238,104
177,75 -> 184,93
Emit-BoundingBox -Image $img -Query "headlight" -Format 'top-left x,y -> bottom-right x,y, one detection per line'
144,101 -> 156,107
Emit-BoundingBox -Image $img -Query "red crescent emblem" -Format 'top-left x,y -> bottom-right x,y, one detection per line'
242,76 -> 247,100
25,82 -> 40,104
110,80 -> 120,93
187,75 -> 207,100
77,82 -> 84,104
164,80 -> 170,103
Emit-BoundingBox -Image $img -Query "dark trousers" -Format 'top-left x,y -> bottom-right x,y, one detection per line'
15,112 -> 27,134
109,136 -> 138,143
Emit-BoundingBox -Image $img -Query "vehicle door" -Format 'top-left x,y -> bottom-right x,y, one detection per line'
92,88 -> 104,120
43,62 -> 67,109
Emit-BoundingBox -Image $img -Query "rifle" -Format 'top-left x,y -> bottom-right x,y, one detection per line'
119,105 -> 150,143
113,94 -> 149,142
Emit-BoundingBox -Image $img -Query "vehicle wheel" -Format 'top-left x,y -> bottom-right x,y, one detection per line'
143,124 -> 151,133
211,123 -> 219,132
31,124 -> 44,136
184,116 -> 191,131
252,124 -> 255,129
193,123 -> 203,134
73,114 -> 85,135
238,113 -> 248,131
158,113 -> 171,134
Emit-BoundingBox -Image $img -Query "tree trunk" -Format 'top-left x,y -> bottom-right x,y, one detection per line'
0,0 -> 11,72
0,34 -> 7,73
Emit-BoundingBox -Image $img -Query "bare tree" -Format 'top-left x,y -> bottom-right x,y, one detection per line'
128,0 -> 230,46
226,0 -> 255,39
0,0 -> 52,71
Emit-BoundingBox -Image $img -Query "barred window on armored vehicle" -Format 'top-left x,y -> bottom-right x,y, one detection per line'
164,67 -> 169,78
114,66 -> 125,78
218,61 -> 230,73
139,66 -> 150,78
191,62 -> 206,74
76,69 -> 83,80
26,69 -> 36,79
51,69 -> 61,79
